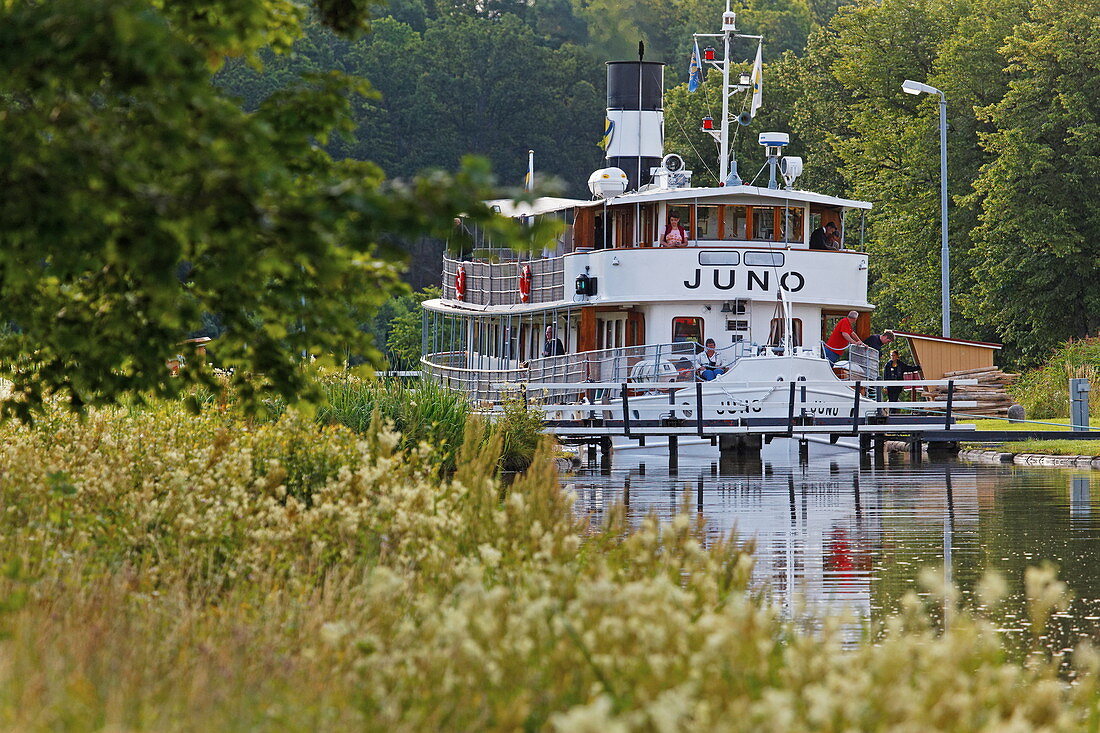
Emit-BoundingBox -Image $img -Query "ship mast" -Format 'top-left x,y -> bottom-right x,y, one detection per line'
695,0 -> 761,184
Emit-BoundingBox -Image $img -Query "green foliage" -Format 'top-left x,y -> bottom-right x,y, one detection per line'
349,284 -> 439,368
493,395 -> 546,471
1,403 -> 1100,727
0,0 -> 558,418
309,373 -> 542,471
1010,338 -> 1100,418
315,374 -> 472,468
966,0 -> 1100,365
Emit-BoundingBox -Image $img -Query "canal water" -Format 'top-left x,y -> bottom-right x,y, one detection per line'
567,448 -> 1100,657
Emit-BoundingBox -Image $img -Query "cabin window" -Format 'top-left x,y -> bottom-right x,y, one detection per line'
751,206 -> 777,240
768,318 -> 803,347
780,207 -> 804,243
699,251 -> 740,266
695,205 -> 720,239
672,317 -> 704,344
744,251 -> 785,267
722,205 -> 747,240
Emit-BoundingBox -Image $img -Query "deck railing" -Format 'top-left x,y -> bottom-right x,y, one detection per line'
442,255 -> 564,305
422,341 -> 702,404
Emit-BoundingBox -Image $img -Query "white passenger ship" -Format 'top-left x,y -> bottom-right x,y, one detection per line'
421,4 -> 885,446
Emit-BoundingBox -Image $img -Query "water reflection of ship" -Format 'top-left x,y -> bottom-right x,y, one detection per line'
571,456 -> 984,621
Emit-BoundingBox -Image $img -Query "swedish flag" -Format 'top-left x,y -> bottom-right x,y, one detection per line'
597,118 -> 615,150
688,40 -> 703,92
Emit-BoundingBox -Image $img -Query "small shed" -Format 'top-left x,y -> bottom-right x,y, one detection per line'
893,332 -> 1002,380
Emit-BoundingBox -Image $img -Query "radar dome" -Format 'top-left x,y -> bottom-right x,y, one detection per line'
588,167 -> 629,199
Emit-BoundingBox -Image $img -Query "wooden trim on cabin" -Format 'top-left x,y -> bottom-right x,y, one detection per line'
573,207 -> 595,250
627,310 -> 645,346
855,312 -> 871,340
578,307 -> 596,352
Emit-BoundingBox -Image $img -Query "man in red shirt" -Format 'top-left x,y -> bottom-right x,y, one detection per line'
823,310 -> 864,364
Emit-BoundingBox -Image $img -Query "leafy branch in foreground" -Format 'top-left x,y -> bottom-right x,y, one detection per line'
0,0 -> 558,419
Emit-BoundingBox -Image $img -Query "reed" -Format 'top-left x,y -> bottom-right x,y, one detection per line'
0,402 -> 1098,730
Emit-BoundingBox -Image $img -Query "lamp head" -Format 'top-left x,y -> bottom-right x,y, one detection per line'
902,79 -> 938,96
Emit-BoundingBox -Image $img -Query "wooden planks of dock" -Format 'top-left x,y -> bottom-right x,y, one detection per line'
923,366 -> 1019,417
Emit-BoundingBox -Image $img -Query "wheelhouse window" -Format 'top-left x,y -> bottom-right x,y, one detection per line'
722,205 -> 747,240
751,206 -> 777,240
780,207 -> 804,243
695,205 -> 719,240
768,318 -> 803,347
672,317 -> 704,344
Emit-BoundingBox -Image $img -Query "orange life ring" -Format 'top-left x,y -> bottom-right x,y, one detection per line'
455,266 -> 467,301
519,265 -> 532,303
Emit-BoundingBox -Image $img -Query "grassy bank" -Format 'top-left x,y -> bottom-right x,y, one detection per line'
258,372 -> 543,472
1,402 -> 1099,729
965,418 -> 1100,457
1009,338 -> 1100,419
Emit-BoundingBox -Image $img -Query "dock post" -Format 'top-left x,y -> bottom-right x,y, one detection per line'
696,382 -> 705,437
600,437 -> 612,474
798,439 -> 809,463
718,434 -> 763,456
1070,379 -> 1091,430
668,435 -> 679,474
909,435 -> 923,462
587,442 -> 597,463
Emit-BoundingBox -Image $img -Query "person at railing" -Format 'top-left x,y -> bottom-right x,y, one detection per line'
809,221 -> 839,251
864,330 -> 895,353
822,311 -> 864,365
542,326 -> 565,357
452,217 -> 474,261
883,349 -> 921,412
661,211 -> 688,248
695,338 -> 728,381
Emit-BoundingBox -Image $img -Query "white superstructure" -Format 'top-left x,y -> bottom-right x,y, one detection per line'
421,4 -> 883,441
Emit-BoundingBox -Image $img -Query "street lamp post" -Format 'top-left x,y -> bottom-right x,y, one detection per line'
902,80 -> 950,338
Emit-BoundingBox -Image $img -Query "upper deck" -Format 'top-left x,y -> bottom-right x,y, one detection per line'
439,186 -> 873,311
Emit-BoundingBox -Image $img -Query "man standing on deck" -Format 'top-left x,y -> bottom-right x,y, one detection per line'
542,326 -> 565,357
823,311 -> 864,365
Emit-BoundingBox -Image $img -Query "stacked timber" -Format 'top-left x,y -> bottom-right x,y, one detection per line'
923,366 -> 1019,417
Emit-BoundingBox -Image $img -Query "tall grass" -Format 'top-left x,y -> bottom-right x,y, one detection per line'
1011,338 -> 1100,418
1,401 -> 1099,729
262,372 -> 541,472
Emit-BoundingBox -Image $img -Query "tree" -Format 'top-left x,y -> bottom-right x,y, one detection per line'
791,0 -> 1029,338
0,0 -> 553,417
967,0 -> 1100,363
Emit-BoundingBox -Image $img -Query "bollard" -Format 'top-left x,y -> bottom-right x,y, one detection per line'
1070,378 -> 1091,430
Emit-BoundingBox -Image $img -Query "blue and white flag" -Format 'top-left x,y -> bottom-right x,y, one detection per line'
688,40 -> 703,92
597,118 -> 615,150
749,42 -> 763,117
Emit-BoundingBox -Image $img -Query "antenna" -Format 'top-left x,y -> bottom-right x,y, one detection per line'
693,3 -> 762,185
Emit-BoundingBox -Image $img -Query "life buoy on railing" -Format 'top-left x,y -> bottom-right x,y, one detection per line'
519,265 -> 532,303
455,266 -> 467,301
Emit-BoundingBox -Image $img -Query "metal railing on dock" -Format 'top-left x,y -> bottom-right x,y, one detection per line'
492,378 -> 982,445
